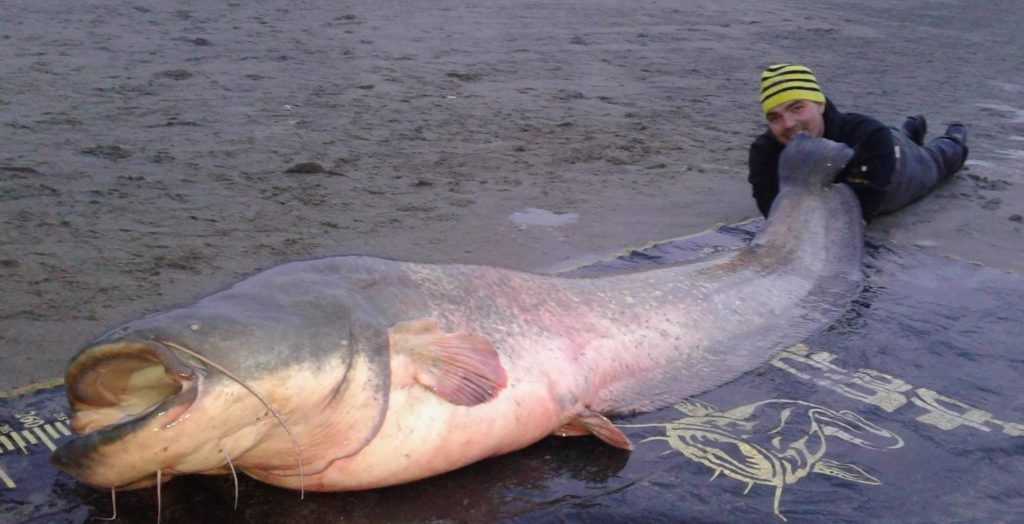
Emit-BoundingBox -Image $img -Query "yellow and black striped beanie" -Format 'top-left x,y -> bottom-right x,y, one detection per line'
759,64 -> 826,115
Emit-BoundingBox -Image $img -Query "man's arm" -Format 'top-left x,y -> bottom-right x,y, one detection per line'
839,126 -> 895,222
748,136 -> 782,217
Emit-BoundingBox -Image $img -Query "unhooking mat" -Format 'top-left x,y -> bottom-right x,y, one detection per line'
2,220 -> 1022,523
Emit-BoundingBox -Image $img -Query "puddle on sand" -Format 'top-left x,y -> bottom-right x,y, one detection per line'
508,207 -> 579,228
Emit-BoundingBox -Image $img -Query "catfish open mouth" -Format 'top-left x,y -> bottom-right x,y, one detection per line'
51,340 -> 203,481
64,340 -> 201,435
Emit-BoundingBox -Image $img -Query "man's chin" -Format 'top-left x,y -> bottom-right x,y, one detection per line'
780,130 -> 812,144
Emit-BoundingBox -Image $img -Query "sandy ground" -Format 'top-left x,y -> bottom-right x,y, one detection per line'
2,0 -> 1023,392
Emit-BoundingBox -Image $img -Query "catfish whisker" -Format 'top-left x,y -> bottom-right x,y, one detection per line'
155,469 -> 162,524
95,486 -> 117,521
220,445 -> 240,510
160,339 -> 305,498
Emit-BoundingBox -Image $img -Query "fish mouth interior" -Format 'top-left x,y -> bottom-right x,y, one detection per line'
65,340 -> 198,435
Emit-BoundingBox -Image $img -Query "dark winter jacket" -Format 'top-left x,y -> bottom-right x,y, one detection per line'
747,98 -> 894,221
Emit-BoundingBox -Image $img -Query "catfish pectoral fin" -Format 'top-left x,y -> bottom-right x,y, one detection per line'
391,318 -> 508,406
556,410 -> 634,451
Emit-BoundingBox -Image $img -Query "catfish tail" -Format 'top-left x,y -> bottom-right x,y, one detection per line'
778,135 -> 855,189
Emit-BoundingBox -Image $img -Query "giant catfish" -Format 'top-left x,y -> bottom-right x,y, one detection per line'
52,135 -> 864,494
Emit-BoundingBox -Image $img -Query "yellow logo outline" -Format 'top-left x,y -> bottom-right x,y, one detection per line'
629,398 -> 903,521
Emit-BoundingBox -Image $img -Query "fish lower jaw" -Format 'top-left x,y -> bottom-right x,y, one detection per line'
53,424 -> 246,491
98,472 -> 176,491
70,388 -> 193,436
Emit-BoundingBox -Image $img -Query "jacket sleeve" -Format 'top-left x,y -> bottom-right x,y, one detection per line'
748,137 -> 780,217
840,126 -> 894,222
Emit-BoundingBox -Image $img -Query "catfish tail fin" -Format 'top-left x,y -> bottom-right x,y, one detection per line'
778,135 -> 855,189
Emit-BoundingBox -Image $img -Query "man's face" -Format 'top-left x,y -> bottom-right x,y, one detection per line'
765,100 -> 826,144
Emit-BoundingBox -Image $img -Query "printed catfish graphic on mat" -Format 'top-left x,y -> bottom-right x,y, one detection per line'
635,399 -> 904,521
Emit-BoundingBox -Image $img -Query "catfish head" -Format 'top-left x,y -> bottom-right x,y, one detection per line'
51,261 -> 393,490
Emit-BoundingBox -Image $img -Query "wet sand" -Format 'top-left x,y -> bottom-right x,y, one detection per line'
2,0 -> 1023,390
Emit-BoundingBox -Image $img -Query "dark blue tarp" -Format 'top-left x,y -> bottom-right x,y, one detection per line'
3,221 -> 1023,523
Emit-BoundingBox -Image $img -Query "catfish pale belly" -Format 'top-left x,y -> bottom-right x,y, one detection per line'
51,136 -> 864,493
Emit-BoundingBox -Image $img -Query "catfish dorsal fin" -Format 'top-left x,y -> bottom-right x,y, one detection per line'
556,409 -> 634,451
391,318 -> 507,406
